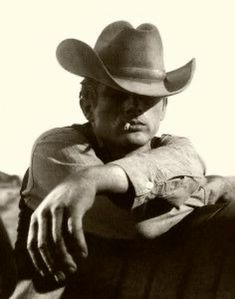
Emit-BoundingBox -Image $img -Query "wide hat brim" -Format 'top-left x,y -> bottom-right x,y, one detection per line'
56,38 -> 195,97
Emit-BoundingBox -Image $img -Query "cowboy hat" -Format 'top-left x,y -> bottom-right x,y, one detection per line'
56,21 -> 195,97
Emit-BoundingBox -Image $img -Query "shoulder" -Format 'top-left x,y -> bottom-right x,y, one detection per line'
152,134 -> 193,148
34,123 -> 89,146
31,123 -> 94,160
155,134 -> 206,174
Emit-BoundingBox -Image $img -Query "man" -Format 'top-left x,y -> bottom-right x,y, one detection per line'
13,21 -> 235,298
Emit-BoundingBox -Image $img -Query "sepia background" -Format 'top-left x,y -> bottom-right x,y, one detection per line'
1,0 -> 235,178
0,4 -> 235,297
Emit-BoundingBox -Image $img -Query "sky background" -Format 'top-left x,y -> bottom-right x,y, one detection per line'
1,0 -> 235,177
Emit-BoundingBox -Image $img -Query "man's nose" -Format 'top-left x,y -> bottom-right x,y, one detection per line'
123,95 -> 143,117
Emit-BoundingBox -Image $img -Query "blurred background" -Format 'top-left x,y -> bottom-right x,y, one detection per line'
1,0 -> 235,178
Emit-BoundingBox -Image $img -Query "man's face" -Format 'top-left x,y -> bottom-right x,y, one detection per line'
88,84 -> 167,151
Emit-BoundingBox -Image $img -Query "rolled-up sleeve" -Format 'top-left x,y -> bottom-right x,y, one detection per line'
111,135 -> 206,209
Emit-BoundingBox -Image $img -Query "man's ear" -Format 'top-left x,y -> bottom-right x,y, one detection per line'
160,97 -> 168,121
80,98 -> 94,122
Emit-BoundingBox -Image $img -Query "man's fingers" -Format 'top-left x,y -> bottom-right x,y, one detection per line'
68,214 -> 88,258
27,216 -> 46,276
27,206 -> 78,284
52,207 -> 77,273
26,180 -> 95,281
37,212 -> 55,273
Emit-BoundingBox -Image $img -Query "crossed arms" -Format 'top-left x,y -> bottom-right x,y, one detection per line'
22,125 -> 233,282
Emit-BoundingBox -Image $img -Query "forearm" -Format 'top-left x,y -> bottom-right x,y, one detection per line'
67,164 -> 130,196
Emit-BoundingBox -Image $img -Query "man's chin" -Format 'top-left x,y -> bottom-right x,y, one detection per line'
119,132 -> 150,148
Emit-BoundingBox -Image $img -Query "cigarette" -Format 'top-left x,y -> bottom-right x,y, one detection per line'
124,123 -> 131,131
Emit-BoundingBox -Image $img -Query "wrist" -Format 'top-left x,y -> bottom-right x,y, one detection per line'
64,169 -> 97,198
81,164 -> 129,195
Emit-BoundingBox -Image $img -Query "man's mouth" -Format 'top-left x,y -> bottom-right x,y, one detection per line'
123,120 -> 145,132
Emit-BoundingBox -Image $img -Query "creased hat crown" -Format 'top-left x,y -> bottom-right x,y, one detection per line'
56,20 -> 195,97
95,22 -> 165,80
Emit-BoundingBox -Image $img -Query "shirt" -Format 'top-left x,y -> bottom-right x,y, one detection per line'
22,123 -> 206,239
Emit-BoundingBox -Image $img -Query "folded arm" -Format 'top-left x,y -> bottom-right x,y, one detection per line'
26,128 -> 206,282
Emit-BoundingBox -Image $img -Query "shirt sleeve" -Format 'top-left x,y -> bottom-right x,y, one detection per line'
110,135 -> 206,209
23,126 -> 104,210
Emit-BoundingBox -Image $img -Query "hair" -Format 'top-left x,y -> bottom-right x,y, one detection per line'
79,77 -> 168,106
79,78 -> 99,105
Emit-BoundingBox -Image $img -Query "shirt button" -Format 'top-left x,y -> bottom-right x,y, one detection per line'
146,181 -> 154,189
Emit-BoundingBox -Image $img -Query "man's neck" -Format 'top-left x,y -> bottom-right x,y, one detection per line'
82,122 -> 152,162
96,139 -> 152,161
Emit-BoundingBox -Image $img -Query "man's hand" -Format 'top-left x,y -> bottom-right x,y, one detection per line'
204,175 -> 235,204
27,164 -> 129,283
27,173 -> 95,282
